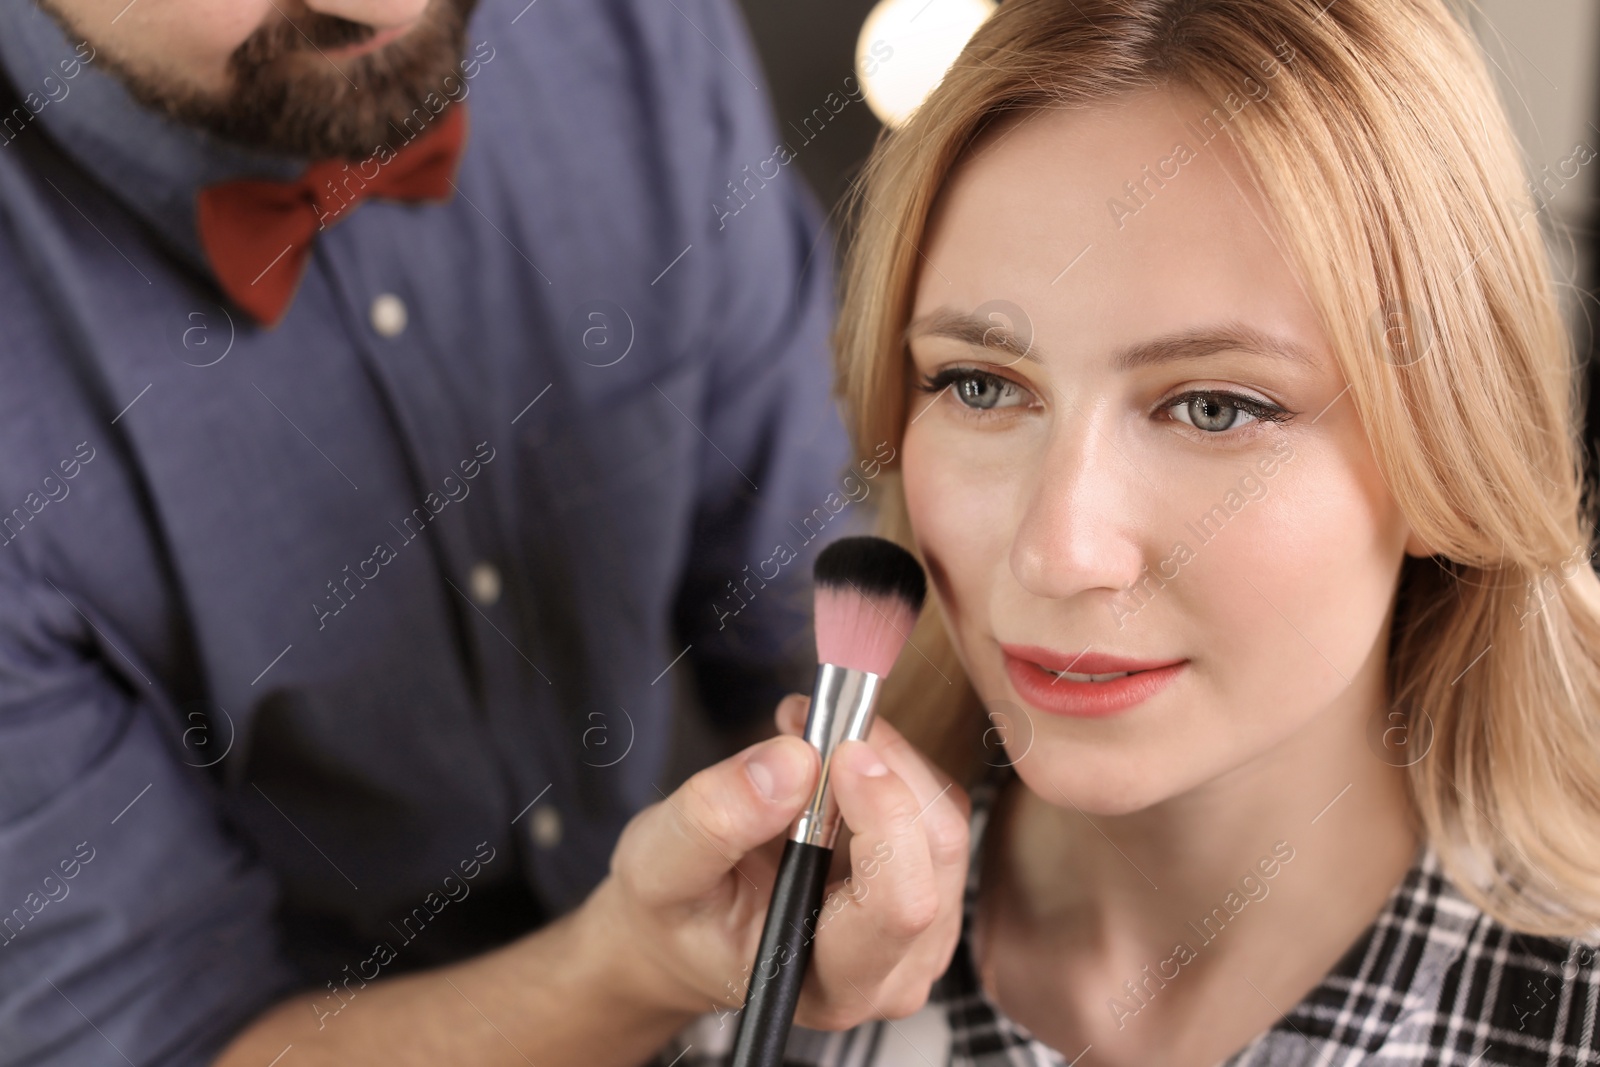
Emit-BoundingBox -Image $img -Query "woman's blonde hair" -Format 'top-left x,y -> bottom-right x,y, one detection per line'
835,0 -> 1600,937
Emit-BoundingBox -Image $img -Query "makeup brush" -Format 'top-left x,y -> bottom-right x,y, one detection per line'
730,535 -> 927,1067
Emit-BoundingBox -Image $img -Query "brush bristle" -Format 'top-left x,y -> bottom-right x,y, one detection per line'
813,537 -> 927,676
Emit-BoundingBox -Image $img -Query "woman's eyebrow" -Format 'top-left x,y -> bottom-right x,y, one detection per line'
903,309 -> 1041,363
905,310 -> 1317,371
1111,322 -> 1319,372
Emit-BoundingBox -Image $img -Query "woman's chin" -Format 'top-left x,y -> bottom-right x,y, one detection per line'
1004,742 -> 1187,817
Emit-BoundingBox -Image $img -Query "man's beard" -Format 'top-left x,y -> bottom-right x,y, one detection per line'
43,0 -> 480,159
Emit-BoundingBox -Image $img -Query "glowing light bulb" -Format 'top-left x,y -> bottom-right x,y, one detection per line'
854,0 -> 997,128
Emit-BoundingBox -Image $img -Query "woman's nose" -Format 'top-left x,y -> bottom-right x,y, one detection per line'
1008,412 -> 1149,603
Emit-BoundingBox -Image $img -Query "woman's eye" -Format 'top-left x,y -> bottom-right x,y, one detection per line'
1167,391 -> 1290,434
919,368 -> 1029,412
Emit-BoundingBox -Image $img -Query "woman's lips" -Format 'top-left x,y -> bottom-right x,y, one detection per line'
999,643 -> 1186,717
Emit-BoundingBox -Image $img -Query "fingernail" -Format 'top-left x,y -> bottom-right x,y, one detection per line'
774,693 -> 807,732
843,740 -> 888,778
746,738 -> 807,802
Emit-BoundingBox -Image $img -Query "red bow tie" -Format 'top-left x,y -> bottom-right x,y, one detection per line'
196,103 -> 469,328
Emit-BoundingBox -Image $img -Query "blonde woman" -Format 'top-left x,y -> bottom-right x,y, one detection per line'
648,0 -> 1600,1063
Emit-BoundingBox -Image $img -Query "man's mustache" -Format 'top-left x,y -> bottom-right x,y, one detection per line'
241,10 -> 378,59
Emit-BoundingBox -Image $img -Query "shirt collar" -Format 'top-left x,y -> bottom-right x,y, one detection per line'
0,0 -> 307,275
947,758 -> 1451,1065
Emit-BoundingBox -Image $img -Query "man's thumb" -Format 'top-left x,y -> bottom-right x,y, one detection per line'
619,735 -> 819,904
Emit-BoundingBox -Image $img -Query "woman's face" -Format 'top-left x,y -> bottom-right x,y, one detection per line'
901,88 -> 1425,814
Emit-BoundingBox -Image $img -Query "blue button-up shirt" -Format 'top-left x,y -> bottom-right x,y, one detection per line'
0,1 -> 861,1062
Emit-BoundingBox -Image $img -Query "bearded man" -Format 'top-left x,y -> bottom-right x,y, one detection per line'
0,1 -> 852,1063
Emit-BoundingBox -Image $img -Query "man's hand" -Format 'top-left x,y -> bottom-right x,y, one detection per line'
214,698 -> 970,1067
588,694 -> 973,1031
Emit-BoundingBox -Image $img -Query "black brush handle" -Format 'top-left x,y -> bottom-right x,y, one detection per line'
729,837 -> 833,1067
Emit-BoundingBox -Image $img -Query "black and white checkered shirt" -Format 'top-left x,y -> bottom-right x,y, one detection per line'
652,758 -> 1600,1066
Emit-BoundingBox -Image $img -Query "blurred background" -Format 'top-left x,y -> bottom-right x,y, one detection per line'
734,0 -> 1600,485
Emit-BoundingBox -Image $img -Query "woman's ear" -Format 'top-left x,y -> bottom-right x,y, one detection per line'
1402,521 -> 1437,559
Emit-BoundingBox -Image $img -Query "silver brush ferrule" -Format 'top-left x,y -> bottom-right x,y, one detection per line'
788,663 -> 884,848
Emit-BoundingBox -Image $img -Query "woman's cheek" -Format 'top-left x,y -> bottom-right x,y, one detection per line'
1192,454 -> 1393,702
900,423 -> 958,563
902,421 -> 1019,620
1274,458 -> 1408,680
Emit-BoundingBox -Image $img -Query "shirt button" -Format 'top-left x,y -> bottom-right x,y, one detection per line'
529,805 -> 562,849
468,562 -> 501,606
369,293 -> 407,338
